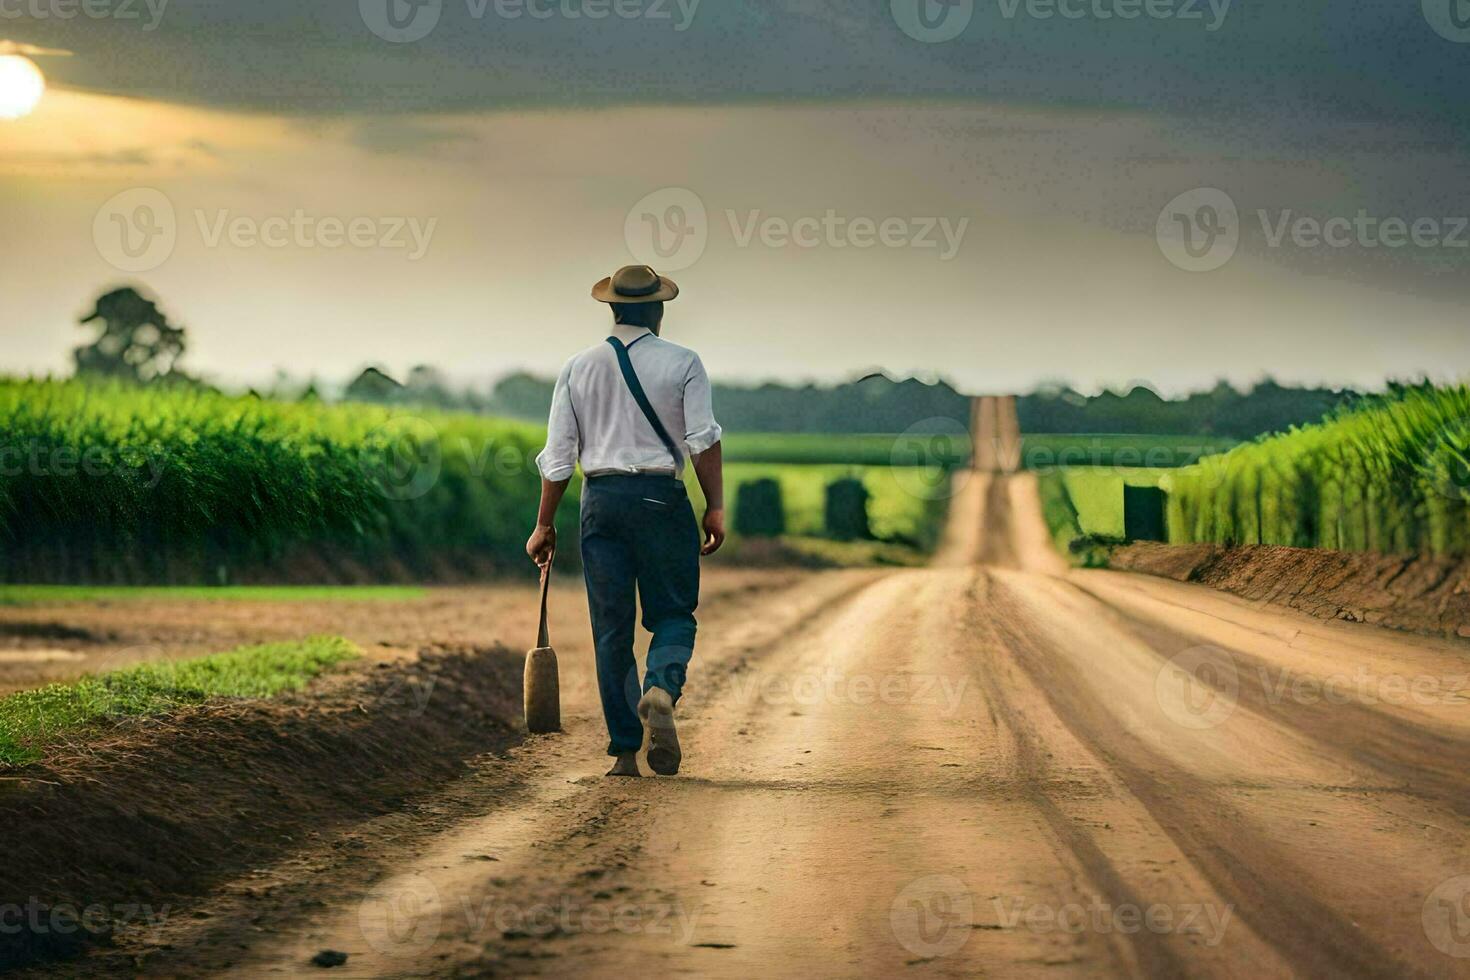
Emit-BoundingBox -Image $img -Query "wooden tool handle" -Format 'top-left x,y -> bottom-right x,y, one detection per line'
536,551 -> 554,649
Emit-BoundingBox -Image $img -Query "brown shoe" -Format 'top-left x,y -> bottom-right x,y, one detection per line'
638,688 -> 681,775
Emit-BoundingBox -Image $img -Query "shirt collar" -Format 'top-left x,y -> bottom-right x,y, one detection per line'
610,324 -> 653,344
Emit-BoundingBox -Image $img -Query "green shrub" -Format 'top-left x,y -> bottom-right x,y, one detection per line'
824,477 -> 871,541
733,478 -> 786,537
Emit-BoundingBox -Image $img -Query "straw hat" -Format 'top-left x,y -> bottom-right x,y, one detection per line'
591,264 -> 679,304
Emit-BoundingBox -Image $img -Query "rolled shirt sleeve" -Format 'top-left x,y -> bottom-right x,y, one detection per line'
535,359 -> 580,481
682,353 -> 723,456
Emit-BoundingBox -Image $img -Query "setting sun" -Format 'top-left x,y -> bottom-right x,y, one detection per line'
0,54 -> 44,119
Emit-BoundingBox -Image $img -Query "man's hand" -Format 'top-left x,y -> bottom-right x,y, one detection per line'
526,524 -> 557,567
692,442 -> 724,557
701,508 -> 726,556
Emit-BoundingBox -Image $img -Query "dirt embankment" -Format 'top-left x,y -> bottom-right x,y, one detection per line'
0,644 -> 525,972
1110,542 -> 1470,639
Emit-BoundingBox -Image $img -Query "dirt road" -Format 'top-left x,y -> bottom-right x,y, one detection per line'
111,465 -> 1470,979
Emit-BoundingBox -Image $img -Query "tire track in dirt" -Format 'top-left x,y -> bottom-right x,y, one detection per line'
983,569 -> 1462,978
1096,602 -> 1470,819
958,574 -> 1219,980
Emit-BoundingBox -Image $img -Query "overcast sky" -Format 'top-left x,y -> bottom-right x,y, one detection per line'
2,1 -> 1468,394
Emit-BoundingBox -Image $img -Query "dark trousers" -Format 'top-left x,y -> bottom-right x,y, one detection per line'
580,474 -> 700,756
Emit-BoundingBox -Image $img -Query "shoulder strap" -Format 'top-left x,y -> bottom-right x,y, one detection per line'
606,336 -> 681,467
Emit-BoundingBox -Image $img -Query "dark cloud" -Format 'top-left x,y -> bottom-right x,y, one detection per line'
6,0 -> 1467,139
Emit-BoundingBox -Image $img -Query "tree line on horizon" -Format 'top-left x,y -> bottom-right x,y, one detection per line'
342,368 -> 1358,441
69,285 -> 1359,441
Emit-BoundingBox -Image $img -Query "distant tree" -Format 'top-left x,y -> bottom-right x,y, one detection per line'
490,371 -> 556,419
343,366 -> 403,404
75,286 -> 186,383
734,479 -> 785,537
404,364 -> 458,409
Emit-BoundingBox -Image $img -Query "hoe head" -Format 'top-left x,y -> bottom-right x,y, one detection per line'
524,645 -> 561,734
524,554 -> 561,734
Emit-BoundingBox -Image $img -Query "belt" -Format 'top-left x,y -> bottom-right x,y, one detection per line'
584,467 -> 677,479
584,472 -> 684,492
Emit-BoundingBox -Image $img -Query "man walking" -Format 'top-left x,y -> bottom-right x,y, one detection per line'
528,265 -> 725,778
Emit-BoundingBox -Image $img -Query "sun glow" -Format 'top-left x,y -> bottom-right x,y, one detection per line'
0,55 -> 44,119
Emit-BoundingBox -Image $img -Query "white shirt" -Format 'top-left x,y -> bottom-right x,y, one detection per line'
535,325 -> 722,481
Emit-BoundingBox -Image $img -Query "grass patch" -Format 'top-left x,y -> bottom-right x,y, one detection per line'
1058,467 -> 1171,539
0,585 -> 426,606
1035,471 -> 1120,567
0,636 -> 359,766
